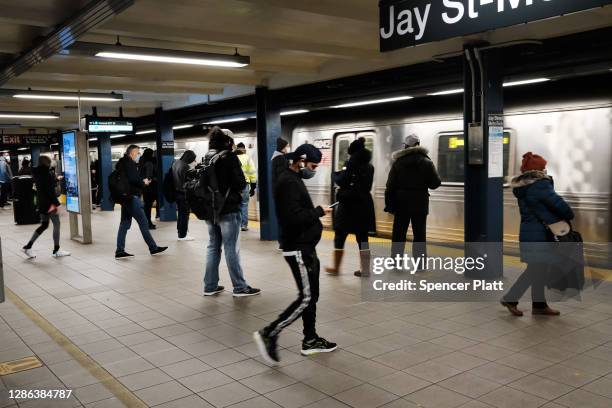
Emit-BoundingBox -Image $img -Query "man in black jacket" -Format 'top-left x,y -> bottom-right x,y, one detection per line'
254,144 -> 336,365
172,150 -> 197,240
385,134 -> 441,264
203,128 -> 261,297
115,145 -> 167,259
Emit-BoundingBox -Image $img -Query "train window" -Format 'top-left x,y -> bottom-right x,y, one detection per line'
333,131 -> 375,172
437,132 -> 511,183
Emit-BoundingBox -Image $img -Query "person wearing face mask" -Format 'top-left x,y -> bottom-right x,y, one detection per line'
236,142 -> 257,231
254,144 -> 337,365
172,149 -> 197,241
115,145 -> 167,259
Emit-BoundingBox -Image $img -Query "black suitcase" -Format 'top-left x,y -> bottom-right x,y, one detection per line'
12,176 -> 40,225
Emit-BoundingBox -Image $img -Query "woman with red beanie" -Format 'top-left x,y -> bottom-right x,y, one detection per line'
501,152 -> 574,316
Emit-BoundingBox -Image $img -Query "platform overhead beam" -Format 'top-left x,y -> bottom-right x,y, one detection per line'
463,45 -> 504,278
256,86 -> 280,241
0,0 -> 134,85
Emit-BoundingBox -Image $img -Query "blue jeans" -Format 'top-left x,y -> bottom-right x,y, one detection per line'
204,212 -> 248,293
239,185 -> 250,229
116,196 -> 157,252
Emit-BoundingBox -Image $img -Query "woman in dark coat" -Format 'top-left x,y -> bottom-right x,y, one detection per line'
22,156 -> 70,259
18,157 -> 32,175
501,152 -> 574,317
139,148 -> 157,229
325,137 -> 375,277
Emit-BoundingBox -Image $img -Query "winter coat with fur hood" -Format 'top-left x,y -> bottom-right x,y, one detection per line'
385,146 -> 441,215
511,170 -> 574,263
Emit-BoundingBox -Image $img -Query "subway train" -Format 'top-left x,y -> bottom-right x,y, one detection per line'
107,79 -> 612,265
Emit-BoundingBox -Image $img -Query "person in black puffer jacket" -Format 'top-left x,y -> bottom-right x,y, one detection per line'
501,152 -> 574,317
385,134 -> 441,264
172,149 -> 197,240
202,127 -> 260,298
139,148 -> 158,230
325,137 -> 376,277
22,156 -> 70,259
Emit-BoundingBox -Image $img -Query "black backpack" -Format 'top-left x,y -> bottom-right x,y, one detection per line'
185,151 -> 229,223
162,167 -> 176,203
108,165 -> 131,204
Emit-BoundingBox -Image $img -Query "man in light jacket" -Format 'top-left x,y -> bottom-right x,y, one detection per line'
0,155 -> 13,209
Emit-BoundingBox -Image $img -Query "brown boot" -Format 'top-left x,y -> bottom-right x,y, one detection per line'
500,301 -> 524,317
325,250 -> 344,275
532,307 -> 560,316
354,250 -> 371,277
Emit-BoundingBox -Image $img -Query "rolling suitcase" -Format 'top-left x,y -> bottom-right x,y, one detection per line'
12,176 -> 39,225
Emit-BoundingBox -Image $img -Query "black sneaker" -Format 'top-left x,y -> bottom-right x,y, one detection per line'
233,286 -> 261,297
115,251 -> 134,259
203,286 -> 225,296
301,337 -> 337,356
253,330 -> 279,365
150,246 -> 168,256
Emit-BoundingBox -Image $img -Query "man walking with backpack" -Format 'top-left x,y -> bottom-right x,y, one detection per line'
114,145 -> 168,259
202,128 -> 261,297
254,144 -> 336,365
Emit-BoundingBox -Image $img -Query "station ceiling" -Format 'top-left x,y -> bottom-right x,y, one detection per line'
0,0 -> 611,131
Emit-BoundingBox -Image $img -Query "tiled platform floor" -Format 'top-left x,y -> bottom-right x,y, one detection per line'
1,209 -> 611,408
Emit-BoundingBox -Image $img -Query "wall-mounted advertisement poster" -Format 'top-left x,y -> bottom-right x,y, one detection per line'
62,131 -> 80,213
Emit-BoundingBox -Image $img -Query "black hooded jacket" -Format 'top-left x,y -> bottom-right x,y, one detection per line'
385,146 -> 442,215
172,150 -> 197,193
32,165 -> 60,212
204,149 -> 246,215
274,167 -> 325,251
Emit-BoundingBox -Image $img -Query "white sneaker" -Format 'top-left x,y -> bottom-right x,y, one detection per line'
178,236 -> 195,241
52,250 -> 71,258
23,248 -> 35,259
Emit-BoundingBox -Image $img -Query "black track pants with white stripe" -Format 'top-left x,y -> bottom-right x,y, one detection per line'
264,249 -> 320,341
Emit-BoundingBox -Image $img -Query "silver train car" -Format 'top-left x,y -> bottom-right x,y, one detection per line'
110,95 -> 612,263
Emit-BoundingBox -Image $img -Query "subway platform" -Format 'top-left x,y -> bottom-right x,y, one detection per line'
1,209 -> 611,408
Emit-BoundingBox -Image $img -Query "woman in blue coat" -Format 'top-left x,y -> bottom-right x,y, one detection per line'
501,153 -> 574,317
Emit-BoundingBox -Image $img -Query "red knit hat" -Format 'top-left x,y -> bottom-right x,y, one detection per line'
520,152 -> 547,173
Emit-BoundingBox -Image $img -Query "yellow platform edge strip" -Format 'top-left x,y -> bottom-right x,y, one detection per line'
0,356 -> 42,376
6,288 -> 147,408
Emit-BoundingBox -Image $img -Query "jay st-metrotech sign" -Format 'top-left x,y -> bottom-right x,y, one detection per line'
379,0 -> 612,52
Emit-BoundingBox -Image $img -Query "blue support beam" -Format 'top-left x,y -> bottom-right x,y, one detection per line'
30,146 -> 41,167
256,86 -> 280,241
155,108 -> 177,222
464,46 -> 504,278
97,136 -> 114,211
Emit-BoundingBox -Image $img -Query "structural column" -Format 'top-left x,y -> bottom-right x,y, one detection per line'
30,146 -> 41,167
9,148 -> 18,175
256,86 -> 280,241
463,46 -> 504,278
154,108 -> 177,222
97,137 -> 114,211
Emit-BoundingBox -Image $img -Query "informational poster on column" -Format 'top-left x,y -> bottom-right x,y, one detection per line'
488,114 -> 504,179
62,131 -> 80,213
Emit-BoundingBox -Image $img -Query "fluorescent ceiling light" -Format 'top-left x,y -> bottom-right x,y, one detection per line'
110,134 -> 126,139
332,96 -> 414,108
281,109 -> 310,116
91,44 -> 250,68
88,138 -> 97,142
12,90 -> 122,102
205,117 -> 248,125
0,112 -> 59,119
428,89 -> 464,96
136,129 -> 155,135
172,124 -> 193,130
503,78 -> 550,87
18,147 -> 29,151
